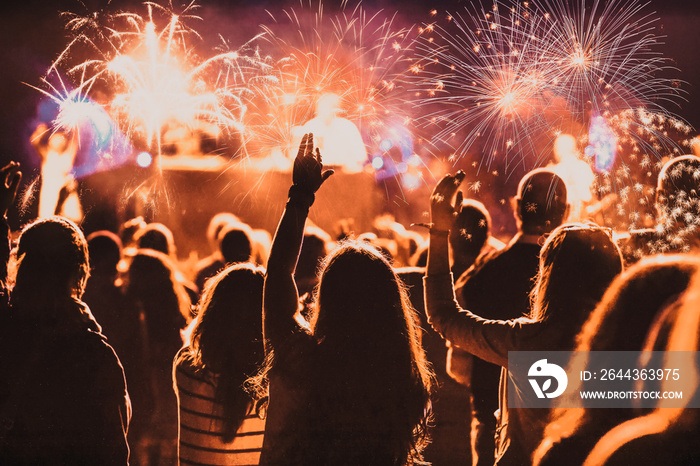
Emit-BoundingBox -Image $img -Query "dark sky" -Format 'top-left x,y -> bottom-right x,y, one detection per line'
1,0 -> 699,168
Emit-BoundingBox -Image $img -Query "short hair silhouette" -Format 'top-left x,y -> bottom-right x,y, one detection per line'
656,154 -> 700,209
135,222 -> 175,256
119,216 -> 147,247
87,230 -> 122,274
516,169 -> 569,235
656,155 -> 700,223
450,199 -> 491,258
219,225 -> 253,264
206,212 -> 241,252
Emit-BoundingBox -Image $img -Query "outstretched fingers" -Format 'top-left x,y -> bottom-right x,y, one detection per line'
430,170 -> 466,231
297,133 -> 311,159
0,161 -> 22,216
2,162 -> 21,190
432,170 -> 466,203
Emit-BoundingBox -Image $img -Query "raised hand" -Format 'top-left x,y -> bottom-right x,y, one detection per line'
292,133 -> 334,194
0,162 -> 21,217
430,171 -> 466,232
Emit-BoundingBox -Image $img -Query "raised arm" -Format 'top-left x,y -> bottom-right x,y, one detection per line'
263,134 -> 333,349
0,162 -> 21,287
423,172 -> 537,368
426,171 -> 465,277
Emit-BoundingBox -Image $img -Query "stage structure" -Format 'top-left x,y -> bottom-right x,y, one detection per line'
79,158 -> 386,260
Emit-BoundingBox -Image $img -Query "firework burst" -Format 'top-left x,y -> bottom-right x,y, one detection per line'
413,1 -> 560,172
412,0 -> 688,173
538,0 -> 681,118
248,0 -> 417,164
42,0 -> 273,157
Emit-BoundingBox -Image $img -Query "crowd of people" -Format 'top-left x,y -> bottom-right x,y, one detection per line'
0,132 -> 698,465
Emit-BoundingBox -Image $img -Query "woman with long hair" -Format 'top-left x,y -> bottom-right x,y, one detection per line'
173,263 -> 266,465
255,133 -> 433,465
125,249 -> 191,465
423,172 -> 623,466
582,264 -> 700,466
534,254 -> 700,466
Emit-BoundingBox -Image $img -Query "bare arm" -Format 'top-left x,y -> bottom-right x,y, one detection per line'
263,134 -> 333,349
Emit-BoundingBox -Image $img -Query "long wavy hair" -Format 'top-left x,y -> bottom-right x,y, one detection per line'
178,263 -> 265,442
257,240 -> 434,465
581,265 -> 700,466
533,255 -> 700,466
529,223 -> 623,349
125,249 -> 191,345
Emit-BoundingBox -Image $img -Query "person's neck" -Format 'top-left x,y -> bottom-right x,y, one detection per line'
513,231 -> 544,245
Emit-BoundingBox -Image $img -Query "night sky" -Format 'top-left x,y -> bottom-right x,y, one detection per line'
1,0 -> 699,169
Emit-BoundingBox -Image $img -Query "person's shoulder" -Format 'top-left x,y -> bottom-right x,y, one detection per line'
395,266 -> 425,286
458,245 -> 511,283
85,330 -> 124,367
194,254 -> 220,272
173,347 -> 199,378
616,228 -> 658,265
77,329 -> 129,396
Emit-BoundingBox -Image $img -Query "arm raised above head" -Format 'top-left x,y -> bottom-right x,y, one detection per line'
0,162 -> 20,293
425,171 -> 465,277
423,171 -> 538,368
263,134 -> 333,349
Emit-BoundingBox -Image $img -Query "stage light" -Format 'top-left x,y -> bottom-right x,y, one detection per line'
137,152 -> 153,168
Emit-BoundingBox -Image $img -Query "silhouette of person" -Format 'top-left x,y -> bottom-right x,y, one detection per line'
452,168 -> 570,466
82,230 -> 140,362
582,267 -> 700,466
449,199 -> 503,280
135,222 -> 199,306
124,249 -> 191,466
174,263 -> 266,465
194,222 -> 254,292
424,171 -> 622,466
29,123 -> 82,220
534,254 -> 700,466
618,154 -> 700,263
295,224 -> 332,301
254,133 -> 433,465
0,211 -> 130,464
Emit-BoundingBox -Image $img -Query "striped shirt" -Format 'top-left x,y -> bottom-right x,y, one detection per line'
174,355 -> 265,466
